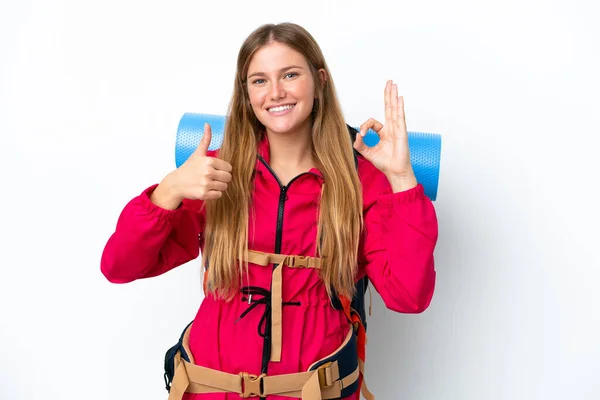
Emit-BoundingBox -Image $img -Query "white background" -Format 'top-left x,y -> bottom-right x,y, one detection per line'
1,0 -> 599,399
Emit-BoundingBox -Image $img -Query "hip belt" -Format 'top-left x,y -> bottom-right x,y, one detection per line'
164,322 -> 369,399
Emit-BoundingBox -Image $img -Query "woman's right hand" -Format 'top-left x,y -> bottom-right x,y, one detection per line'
150,123 -> 233,210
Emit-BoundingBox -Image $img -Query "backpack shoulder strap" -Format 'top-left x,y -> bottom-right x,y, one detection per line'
346,124 -> 360,169
329,124 -> 370,330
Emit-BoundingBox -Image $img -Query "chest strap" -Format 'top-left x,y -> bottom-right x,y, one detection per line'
239,250 -> 322,363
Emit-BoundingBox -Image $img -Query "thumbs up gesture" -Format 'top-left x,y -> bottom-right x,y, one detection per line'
151,123 -> 233,209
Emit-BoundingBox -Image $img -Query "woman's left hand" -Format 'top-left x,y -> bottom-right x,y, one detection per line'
353,80 -> 418,192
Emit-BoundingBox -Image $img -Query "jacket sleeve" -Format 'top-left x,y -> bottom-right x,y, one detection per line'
100,184 -> 205,284
356,158 -> 438,313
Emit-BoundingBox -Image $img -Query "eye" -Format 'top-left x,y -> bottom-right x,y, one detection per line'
284,72 -> 298,79
252,78 -> 266,84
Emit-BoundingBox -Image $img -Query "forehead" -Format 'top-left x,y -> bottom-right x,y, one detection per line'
247,42 -> 308,74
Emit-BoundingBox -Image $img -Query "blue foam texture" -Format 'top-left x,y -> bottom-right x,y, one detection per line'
175,113 -> 441,200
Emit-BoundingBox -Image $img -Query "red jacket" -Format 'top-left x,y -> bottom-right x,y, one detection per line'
101,135 -> 438,399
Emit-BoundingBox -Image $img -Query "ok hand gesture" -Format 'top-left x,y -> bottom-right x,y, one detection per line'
353,80 -> 418,192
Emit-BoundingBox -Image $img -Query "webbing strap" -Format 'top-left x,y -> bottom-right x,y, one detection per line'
168,357 -> 349,399
244,250 -> 322,269
271,260 -> 284,361
167,353 -> 191,400
358,359 -> 375,400
239,250 -> 322,362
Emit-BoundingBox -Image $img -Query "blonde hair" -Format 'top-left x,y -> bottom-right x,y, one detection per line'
204,23 -> 363,301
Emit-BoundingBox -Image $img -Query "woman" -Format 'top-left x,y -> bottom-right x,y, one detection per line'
101,22 -> 438,400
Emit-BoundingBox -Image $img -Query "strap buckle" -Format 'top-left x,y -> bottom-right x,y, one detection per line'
317,362 -> 335,388
290,255 -> 309,268
240,372 -> 265,398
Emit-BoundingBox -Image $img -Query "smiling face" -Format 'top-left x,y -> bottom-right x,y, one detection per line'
246,42 -> 323,137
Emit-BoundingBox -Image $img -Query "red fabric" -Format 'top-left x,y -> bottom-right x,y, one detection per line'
101,135 -> 438,399
339,295 -> 366,400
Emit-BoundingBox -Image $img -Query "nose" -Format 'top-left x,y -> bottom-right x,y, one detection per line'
269,80 -> 285,101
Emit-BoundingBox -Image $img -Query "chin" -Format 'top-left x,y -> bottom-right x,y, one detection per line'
262,114 -> 312,136
265,123 -> 298,135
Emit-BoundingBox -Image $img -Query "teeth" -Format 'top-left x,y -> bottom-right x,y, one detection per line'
269,104 -> 294,112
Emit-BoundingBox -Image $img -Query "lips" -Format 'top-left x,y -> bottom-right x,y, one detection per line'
267,104 -> 296,113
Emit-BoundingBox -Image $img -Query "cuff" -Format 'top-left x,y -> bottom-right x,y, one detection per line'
378,183 -> 425,208
136,184 -> 184,221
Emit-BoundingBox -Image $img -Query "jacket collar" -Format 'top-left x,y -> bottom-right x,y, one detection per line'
256,135 -> 325,181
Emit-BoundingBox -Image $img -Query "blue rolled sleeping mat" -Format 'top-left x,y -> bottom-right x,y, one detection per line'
175,113 -> 441,200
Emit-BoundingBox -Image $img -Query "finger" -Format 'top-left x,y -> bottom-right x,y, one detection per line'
209,169 -> 233,183
210,158 -> 233,173
384,80 -> 393,128
205,180 -> 229,192
353,128 -> 367,152
398,95 -> 407,135
195,123 -> 212,155
359,118 -> 384,136
202,190 -> 224,201
391,84 -> 398,129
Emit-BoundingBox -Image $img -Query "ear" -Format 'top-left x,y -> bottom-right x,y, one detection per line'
317,68 -> 327,90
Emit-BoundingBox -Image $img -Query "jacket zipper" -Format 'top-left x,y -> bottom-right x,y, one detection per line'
256,155 -> 320,378
275,185 -> 287,254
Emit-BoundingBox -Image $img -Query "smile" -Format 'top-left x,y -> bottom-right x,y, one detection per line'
268,104 -> 296,113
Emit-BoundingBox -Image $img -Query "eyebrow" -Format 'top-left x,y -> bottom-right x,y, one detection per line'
247,65 -> 304,79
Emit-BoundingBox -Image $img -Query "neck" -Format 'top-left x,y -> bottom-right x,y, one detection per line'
265,123 -> 314,173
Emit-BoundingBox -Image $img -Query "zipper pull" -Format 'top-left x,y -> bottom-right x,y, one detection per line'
282,185 -> 289,201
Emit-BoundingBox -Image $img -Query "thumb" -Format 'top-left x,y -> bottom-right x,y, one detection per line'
353,130 -> 367,154
195,123 -> 212,156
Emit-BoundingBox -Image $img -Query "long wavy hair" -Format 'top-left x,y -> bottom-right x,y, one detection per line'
203,22 -> 363,301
